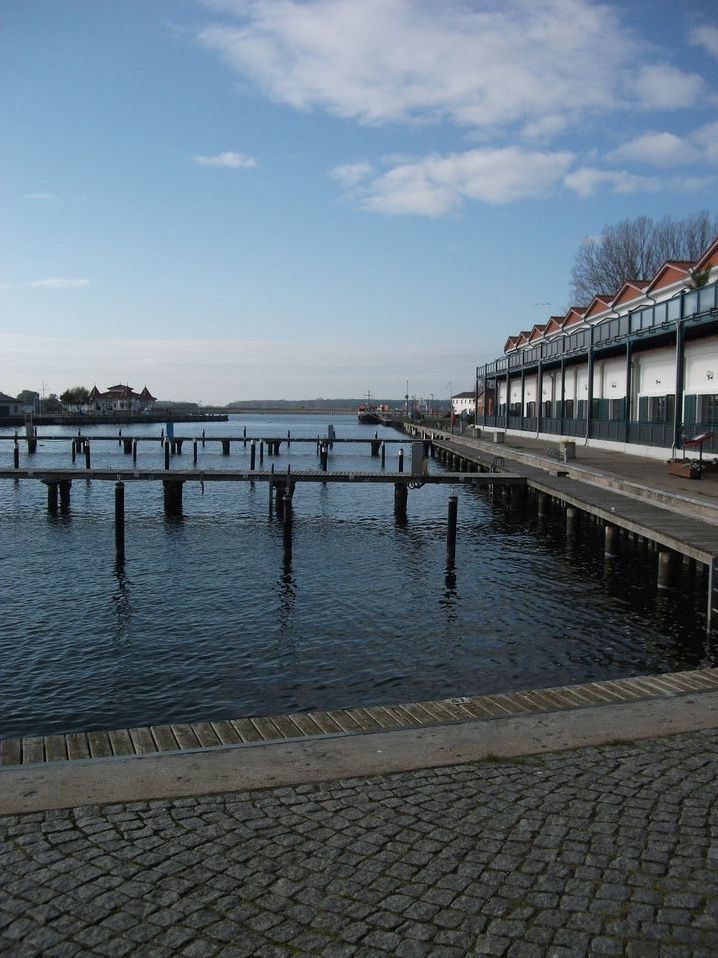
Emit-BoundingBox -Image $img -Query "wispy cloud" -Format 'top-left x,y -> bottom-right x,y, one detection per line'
22,192 -> 57,201
332,148 -> 573,216
197,0 -> 703,131
329,161 -> 375,188
689,23 -> 718,59
192,151 -> 258,169
564,168 -> 661,199
29,277 -> 91,289
609,121 -> 718,168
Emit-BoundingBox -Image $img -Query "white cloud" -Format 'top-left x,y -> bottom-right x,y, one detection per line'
609,131 -> 698,167
328,161 -> 374,188
192,151 -> 258,168
689,24 -> 718,59
198,0 -> 642,131
609,122 -> 718,168
29,277 -> 91,289
633,64 -> 704,110
565,167 -> 660,198
356,148 -> 574,216
22,192 -> 57,201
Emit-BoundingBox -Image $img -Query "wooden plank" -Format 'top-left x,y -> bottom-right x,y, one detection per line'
286,712 -> 324,736
210,720 -> 243,746
150,725 -> 179,752
127,727 -> 157,754
380,704 -> 422,728
415,700 -> 463,722
343,708 -> 383,731
108,728 -> 134,756
191,722 -> 221,747
249,716 -> 282,740
44,735 -> 68,763
0,738 -> 22,767
22,737 -> 44,764
360,706 -> 402,729
229,718 -> 264,743
87,730 -> 113,758
304,711 -> 343,734
325,709 -> 364,732
66,732 -> 90,760
397,702 -> 441,724
170,724 -> 200,749
265,714 -> 304,739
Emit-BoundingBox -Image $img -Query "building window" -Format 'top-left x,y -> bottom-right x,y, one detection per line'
698,394 -> 718,424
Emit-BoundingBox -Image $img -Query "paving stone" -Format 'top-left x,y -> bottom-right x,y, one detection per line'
2,729 -> 718,956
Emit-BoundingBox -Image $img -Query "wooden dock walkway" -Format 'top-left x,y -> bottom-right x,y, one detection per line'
2,667 -> 716,768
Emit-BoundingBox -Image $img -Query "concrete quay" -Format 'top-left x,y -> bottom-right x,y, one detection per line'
2,697 -> 718,957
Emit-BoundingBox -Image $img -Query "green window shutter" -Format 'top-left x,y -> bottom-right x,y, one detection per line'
639,396 -> 648,421
683,394 -> 696,426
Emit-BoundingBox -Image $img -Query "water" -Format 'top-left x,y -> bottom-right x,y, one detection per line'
0,414 -> 712,739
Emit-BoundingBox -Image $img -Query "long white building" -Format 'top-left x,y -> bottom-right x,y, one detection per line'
475,235 -> 718,459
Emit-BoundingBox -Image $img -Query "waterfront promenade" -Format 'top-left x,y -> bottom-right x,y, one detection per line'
3,436 -> 718,956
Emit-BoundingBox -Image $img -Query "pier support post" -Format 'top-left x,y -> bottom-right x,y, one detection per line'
381,442 -> 386,469
566,506 -> 577,537
202,429 -> 206,448
46,480 -> 59,514
123,438 -> 133,454
657,551 -> 675,590
84,441 -> 91,470
115,481 -> 125,562
398,449 -> 404,473
164,440 -> 170,470
250,440 -> 256,470
537,492 -> 546,517
260,441 -> 264,465
163,480 -> 183,518
193,440 -> 198,465
320,444 -> 328,471
394,482 -> 408,521
447,495 -> 458,565
604,524 -> 619,557
59,479 -> 72,512
13,442 -> 19,469
132,440 -> 138,464
221,439 -> 230,456
370,439 -> 381,457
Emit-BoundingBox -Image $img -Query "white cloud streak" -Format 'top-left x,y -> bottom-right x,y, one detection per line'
192,151 -> 258,168
28,277 -> 91,289
564,168 -> 661,198
197,0 -> 703,129
22,192 -> 57,201
690,23 -> 718,59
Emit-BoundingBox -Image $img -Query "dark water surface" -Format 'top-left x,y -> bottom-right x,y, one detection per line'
0,414 -> 712,739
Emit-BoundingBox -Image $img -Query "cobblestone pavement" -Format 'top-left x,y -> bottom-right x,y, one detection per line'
2,730 -> 718,958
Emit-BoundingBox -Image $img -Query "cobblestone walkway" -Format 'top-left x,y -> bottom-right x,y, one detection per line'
2,730 -> 718,958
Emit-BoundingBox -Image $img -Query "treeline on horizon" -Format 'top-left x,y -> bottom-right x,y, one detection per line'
225,398 -> 412,409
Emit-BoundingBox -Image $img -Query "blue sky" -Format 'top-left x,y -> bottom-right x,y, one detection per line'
2,0 -> 717,403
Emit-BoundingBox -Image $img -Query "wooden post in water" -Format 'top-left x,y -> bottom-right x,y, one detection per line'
381,442 -> 386,468
202,429 -> 206,448
123,438 -> 133,454
259,440 -> 264,465
46,480 -> 59,514
59,479 -> 72,511
132,440 -> 138,464
193,439 -> 198,465
163,480 -> 183,517
250,440 -> 256,470
118,429 -> 122,448
164,440 -> 170,470
394,482 -> 408,521
84,440 -> 91,470
447,495 -> 458,565
605,524 -> 619,557
370,439 -> 381,457
269,464 -> 275,514
398,448 -> 404,473
657,550 -> 675,590
115,481 -> 125,562
287,429 -> 291,448
566,506 -> 577,537
221,439 -> 230,455
320,444 -> 328,471
13,442 -> 19,469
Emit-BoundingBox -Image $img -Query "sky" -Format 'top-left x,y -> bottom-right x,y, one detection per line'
2,0 -> 717,404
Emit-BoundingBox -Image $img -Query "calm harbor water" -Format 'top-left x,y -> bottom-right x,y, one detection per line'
0,413 -> 712,739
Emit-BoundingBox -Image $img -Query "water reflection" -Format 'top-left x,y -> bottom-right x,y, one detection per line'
112,562 -> 132,646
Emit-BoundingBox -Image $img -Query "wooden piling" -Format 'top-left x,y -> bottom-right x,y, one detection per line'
658,551 -> 675,590
394,482 -> 408,520
259,441 -> 264,465
123,438 -> 133,454
46,481 -> 59,513
164,440 -> 170,470
283,494 -> 292,558
163,480 -> 183,517
398,449 -> 404,473
381,442 -> 386,468
84,441 -> 91,470
59,479 -> 71,511
447,495 -> 458,564
221,439 -> 230,455
115,482 -> 125,561
193,440 -> 198,465
13,443 -> 19,469
604,524 -> 619,557
566,506 -> 577,536
250,441 -> 256,470
132,440 -> 138,464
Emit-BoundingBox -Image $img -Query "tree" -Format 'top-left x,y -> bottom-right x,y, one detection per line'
60,386 -> 89,406
16,389 -> 39,404
570,211 -> 718,305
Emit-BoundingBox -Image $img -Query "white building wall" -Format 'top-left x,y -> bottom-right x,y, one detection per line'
523,375 -> 537,407
596,357 -> 628,400
685,336 -> 718,396
636,347 -> 676,397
